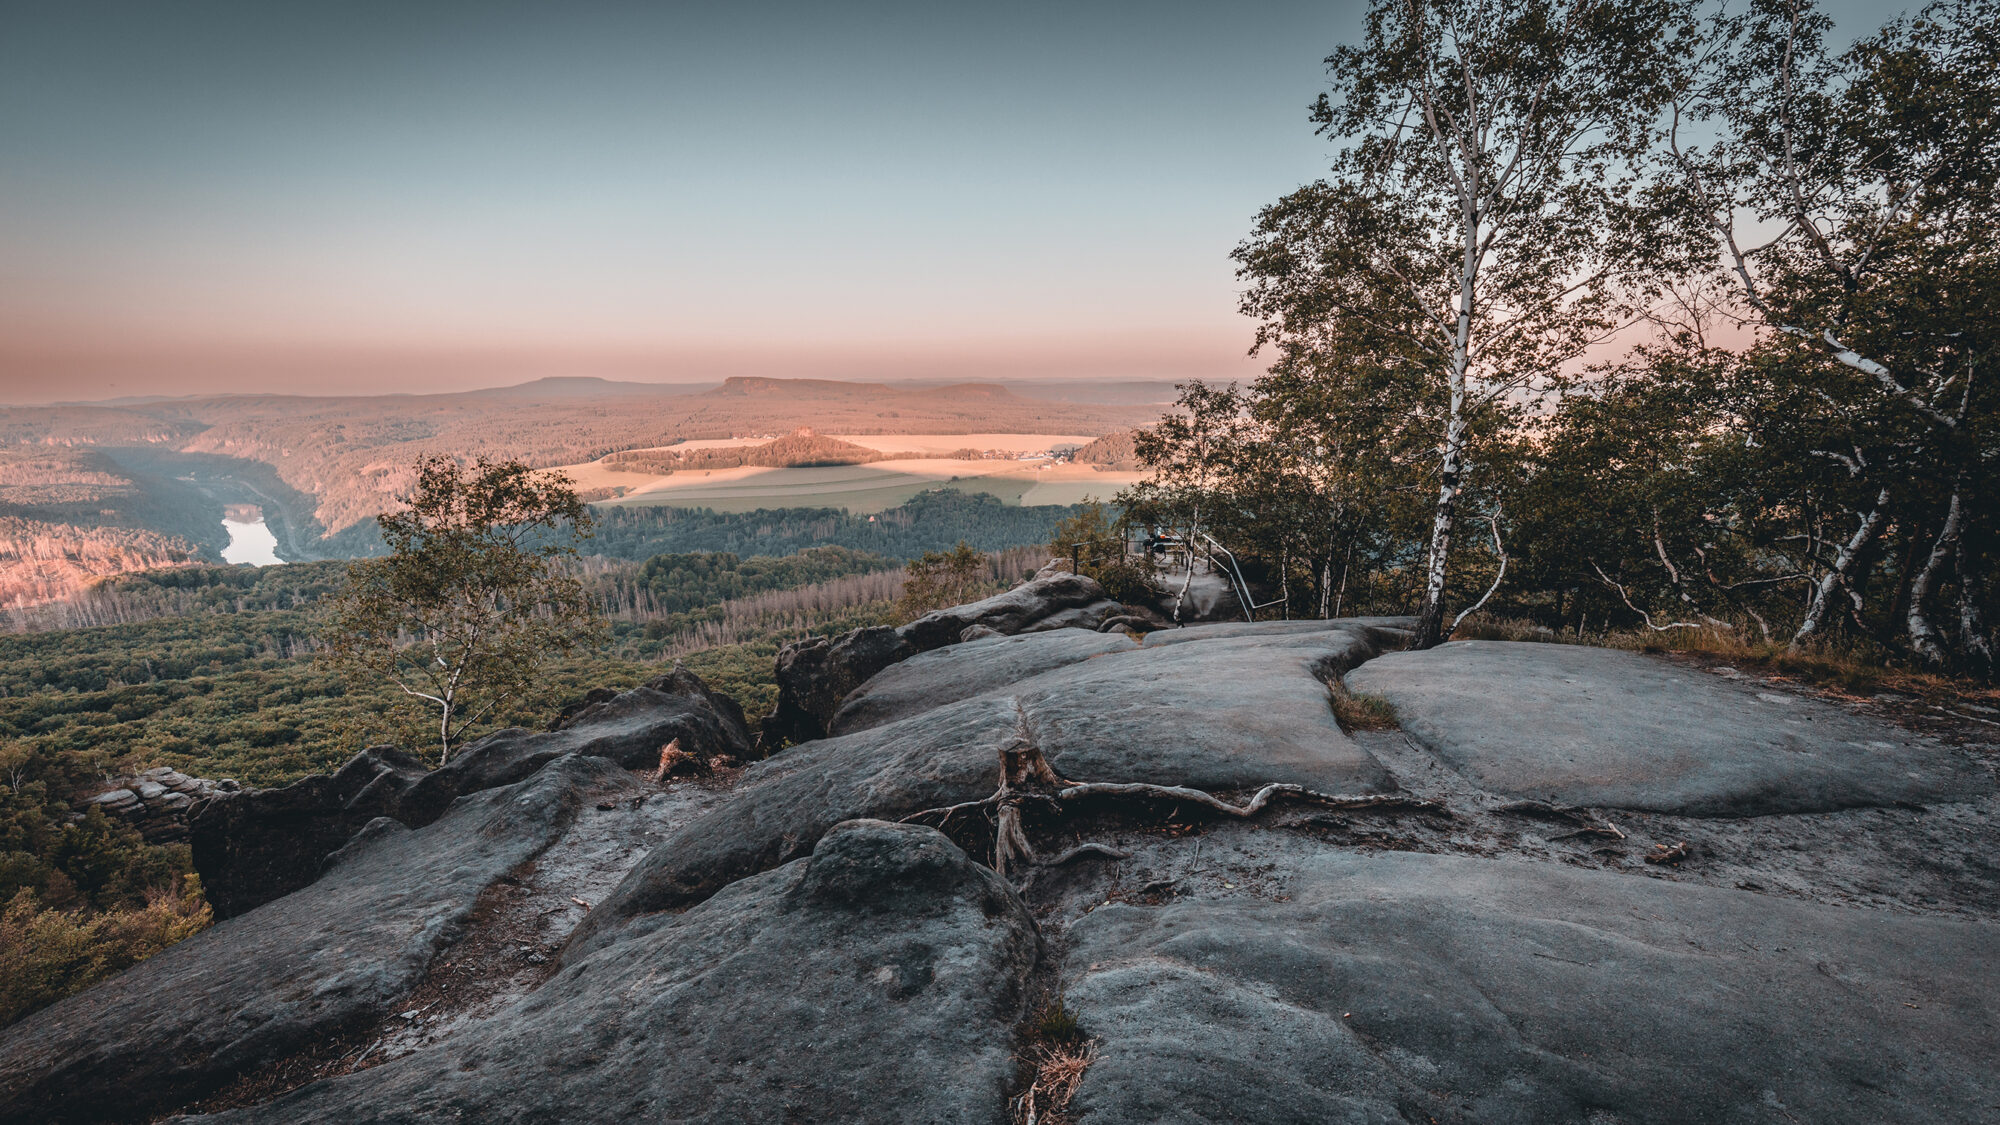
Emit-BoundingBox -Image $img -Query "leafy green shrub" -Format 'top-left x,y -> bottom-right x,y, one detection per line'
898,543 -> 989,621
1046,501 -> 1155,606
0,875 -> 211,1027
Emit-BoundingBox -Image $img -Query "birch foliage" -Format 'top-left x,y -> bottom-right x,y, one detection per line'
321,457 -> 604,763
1243,0 -> 1698,648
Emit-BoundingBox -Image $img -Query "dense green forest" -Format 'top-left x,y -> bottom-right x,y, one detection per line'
0,517 -> 1042,990
586,488 -> 1087,560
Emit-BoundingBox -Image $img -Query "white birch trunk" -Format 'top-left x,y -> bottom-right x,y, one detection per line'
1905,489 -> 1961,666
1792,487 -> 1891,646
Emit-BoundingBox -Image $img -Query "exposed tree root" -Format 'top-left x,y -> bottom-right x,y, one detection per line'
902,740 -> 1450,884
1056,781 -> 1445,819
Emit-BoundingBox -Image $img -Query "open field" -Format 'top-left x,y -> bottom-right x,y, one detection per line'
590,458 -> 1144,513
558,432 -> 1144,512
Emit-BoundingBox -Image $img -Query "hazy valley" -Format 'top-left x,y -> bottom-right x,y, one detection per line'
0,376 -> 1162,610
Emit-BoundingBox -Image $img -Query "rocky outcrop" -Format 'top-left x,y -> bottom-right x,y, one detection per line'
82,767 -> 240,843
195,821 -> 1040,1125
759,571 -> 1126,750
568,695 -> 1024,950
190,670 -> 749,919
392,668 -> 753,825
187,747 -> 428,919
577,620 -> 1414,948
13,611 -> 2000,1125
897,571 -> 1124,650
1346,640 -> 1993,815
756,625 -> 918,751
0,755 -> 621,1125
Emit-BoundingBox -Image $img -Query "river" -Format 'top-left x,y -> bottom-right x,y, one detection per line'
221,508 -> 282,566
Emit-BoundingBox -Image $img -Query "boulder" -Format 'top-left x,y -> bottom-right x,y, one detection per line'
897,571 -> 1118,650
761,574 -> 1129,750
1143,570 -> 1243,623
571,695 -> 1022,949
190,671 -> 749,917
1346,640 -> 1992,815
191,822 -> 1040,1125
1063,848 -> 2000,1124
0,755 -> 620,1125
757,625 -> 917,752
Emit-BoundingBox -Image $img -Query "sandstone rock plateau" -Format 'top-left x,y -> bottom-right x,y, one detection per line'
2,598 -> 1995,1124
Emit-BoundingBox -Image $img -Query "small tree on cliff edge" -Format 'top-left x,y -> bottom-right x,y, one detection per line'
323,456 -> 604,764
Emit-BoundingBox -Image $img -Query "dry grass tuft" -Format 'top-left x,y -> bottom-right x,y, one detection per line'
1330,685 -> 1400,732
1013,1041 -> 1099,1125
1451,614 -> 1995,708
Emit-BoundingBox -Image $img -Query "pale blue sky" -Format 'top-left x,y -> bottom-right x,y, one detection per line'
0,0 -> 1902,401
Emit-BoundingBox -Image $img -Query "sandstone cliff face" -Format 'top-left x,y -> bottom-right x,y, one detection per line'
4,587 -> 1998,1125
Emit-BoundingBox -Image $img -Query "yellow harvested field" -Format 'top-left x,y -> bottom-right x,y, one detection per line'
825,433 -> 1097,454
587,458 -> 1145,514
551,433 -> 1141,512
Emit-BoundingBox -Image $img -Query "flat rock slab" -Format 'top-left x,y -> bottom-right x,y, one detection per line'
1064,849 -> 2000,1124
0,754 -> 620,1125
191,821 -> 1040,1125
1346,640 -> 1991,815
1134,616 -> 1415,649
831,630 -> 1139,735
1014,628 -> 1395,794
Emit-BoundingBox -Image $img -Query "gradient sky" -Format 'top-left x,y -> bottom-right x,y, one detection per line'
0,0 -> 1900,403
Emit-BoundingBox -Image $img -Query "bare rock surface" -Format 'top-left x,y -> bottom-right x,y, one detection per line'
0,754 -> 620,1125
188,821 -> 1040,1125
570,695 -> 1024,946
1346,640 -> 1992,815
1013,626 -> 1397,793
580,621 -> 1411,941
1059,848 -> 2000,1125
12,609 -> 1998,1125
831,629 -> 1139,735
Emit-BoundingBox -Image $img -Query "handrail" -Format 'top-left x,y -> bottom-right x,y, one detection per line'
1193,531 -> 1286,621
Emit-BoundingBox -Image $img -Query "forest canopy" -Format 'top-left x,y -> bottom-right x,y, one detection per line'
1123,0 -> 1997,671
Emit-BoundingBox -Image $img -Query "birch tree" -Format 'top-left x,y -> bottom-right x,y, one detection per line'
322,456 -> 604,763
1667,0 -> 1999,661
1250,0 -> 1696,649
